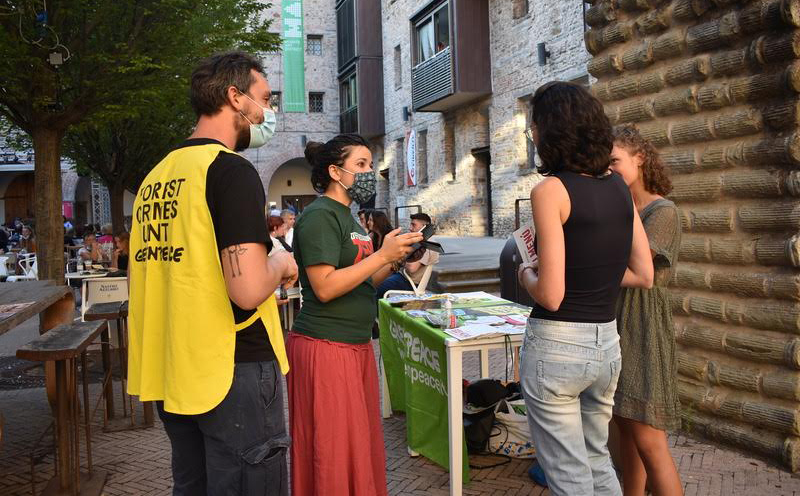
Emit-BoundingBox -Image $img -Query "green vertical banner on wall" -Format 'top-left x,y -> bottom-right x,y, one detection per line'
282,0 -> 306,112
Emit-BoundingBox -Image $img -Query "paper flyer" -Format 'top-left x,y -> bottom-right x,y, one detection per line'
0,302 -> 35,320
444,323 -> 525,341
513,222 -> 536,265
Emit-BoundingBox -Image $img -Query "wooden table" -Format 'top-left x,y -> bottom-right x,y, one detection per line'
0,281 -> 73,337
0,281 -> 75,488
83,302 -> 122,424
18,321 -> 108,496
84,301 -> 154,431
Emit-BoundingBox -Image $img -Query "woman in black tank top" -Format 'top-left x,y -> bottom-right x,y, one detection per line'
517,82 -> 654,496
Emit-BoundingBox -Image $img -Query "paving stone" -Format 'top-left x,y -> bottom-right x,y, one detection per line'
3,346 -> 800,495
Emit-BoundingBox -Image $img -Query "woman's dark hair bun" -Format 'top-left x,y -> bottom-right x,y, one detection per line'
304,141 -> 325,166
305,134 -> 370,194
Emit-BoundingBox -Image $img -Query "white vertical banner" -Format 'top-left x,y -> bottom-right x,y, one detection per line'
406,129 -> 417,187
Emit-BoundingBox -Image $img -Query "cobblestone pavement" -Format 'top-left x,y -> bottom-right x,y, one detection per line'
2,348 -> 800,495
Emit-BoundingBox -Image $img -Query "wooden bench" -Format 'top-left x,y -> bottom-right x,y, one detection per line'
84,301 -> 125,322
17,321 -> 108,496
84,301 -> 153,431
0,281 -> 74,453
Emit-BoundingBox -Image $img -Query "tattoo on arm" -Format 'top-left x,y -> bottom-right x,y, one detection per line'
226,245 -> 248,277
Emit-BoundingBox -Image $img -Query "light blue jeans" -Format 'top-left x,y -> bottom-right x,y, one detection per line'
520,318 -> 622,496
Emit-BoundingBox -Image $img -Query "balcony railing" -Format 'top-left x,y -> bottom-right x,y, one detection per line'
411,47 -> 453,111
340,107 -> 359,134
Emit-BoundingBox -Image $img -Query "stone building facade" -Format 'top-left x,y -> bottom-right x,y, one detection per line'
242,0 -> 341,212
587,0 -> 800,470
377,0 -> 590,234
56,1 -> 341,226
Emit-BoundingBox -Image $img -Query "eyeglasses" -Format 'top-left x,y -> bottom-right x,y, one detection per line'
523,128 -> 535,144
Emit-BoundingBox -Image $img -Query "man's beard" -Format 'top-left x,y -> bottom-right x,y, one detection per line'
234,118 -> 251,152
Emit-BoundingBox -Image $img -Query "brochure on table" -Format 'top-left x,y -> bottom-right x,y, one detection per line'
386,291 -> 531,341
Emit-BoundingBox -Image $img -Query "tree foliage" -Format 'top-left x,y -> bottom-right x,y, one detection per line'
61,1 -> 281,231
1,0 -> 279,131
0,0 -> 281,278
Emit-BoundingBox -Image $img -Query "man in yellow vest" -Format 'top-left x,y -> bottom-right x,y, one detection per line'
128,51 -> 298,495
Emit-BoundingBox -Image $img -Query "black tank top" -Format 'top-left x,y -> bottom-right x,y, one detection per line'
531,170 -> 633,323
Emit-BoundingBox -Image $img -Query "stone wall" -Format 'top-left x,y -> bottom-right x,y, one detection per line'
586,0 -> 800,471
379,0 -> 590,235
245,0 -> 340,197
61,170 -> 79,204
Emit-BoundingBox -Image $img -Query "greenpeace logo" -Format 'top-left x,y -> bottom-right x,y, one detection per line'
390,320 -> 442,373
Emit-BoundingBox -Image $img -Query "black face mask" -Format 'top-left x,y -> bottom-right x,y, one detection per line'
336,167 -> 377,205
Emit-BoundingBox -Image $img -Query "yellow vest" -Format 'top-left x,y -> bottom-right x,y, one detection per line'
127,142 -> 289,415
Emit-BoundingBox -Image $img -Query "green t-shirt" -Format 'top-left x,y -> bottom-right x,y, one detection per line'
292,196 -> 377,343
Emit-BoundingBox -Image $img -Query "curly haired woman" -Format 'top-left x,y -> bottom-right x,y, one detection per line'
517,82 -> 653,496
609,125 -> 683,496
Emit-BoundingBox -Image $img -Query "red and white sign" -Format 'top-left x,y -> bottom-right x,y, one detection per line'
406,129 -> 417,187
513,223 -> 536,265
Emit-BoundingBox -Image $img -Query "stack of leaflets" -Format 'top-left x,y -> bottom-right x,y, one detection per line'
390,291 -> 532,341
443,323 -> 525,341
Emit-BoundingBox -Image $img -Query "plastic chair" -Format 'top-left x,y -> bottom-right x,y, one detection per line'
7,255 -> 37,282
384,260 -> 438,299
0,256 -> 9,278
401,261 -> 436,296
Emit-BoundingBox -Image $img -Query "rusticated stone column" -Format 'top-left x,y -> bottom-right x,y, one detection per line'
586,0 -> 800,471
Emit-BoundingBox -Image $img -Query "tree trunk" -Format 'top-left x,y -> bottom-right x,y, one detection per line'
109,182 -> 126,234
32,127 -> 66,283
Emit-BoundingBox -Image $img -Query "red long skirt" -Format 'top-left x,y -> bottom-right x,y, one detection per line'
286,332 -> 388,496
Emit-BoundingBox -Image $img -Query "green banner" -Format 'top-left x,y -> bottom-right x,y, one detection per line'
378,300 -> 471,482
282,0 -> 306,112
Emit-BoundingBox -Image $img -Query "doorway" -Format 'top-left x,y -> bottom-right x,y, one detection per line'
281,195 -> 318,214
471,147 -> 492,237
3,173 -> 35,222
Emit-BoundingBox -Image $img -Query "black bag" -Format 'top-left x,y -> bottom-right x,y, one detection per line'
464,406 -> 497,454
463,379 -> 519,454
466,379 -> 508,408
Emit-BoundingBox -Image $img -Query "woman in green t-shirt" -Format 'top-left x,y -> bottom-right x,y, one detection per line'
287,134 -> 423,496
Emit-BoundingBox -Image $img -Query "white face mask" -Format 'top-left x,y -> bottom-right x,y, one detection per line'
239,92 -> 277,148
